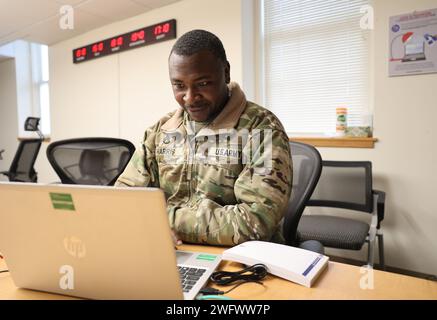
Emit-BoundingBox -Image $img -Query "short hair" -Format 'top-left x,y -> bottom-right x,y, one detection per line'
170,29 -> 227,63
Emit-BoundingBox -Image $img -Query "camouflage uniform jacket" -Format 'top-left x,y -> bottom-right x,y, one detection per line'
115,82 -> 292,246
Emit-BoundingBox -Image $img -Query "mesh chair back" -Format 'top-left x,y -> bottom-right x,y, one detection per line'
7,139 -> 42,182
283,141 -> 322,246
47,138 -> 135,186
308,161 -> 373,213
24,117 -> 41,131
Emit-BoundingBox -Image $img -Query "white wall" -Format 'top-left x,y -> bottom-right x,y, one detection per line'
43,0 -> 243,182
312,0 -> 437,275
44,0 -> 437,274
0,58 -> 19,178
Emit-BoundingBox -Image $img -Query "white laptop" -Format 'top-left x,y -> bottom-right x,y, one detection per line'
0,182 -> 222,300
402,41 -> 426,62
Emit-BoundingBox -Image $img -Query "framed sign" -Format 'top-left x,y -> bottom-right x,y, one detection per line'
389,9 -> 437,76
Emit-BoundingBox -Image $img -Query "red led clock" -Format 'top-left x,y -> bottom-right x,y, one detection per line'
73,19 -> 176,64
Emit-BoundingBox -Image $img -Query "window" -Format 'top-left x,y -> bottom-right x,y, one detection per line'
260,0 -> 371,136
0,40 -> 50,138
31,43 -> 51,137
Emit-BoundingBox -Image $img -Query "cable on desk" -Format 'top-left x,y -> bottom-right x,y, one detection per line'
0,270 -> 9,273
196,295 -> 234,300
198,264 -> 268,297
209,263 -> 268,285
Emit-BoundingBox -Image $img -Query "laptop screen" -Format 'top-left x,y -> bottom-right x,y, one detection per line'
405,41 -> 424,55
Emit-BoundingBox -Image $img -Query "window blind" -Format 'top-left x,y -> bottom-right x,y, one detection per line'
262,0 -> 370,136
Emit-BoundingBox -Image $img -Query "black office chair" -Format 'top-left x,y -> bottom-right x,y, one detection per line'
46,137 -> 135,186
297,161 -> 385,268
0,117 -> 43,183
283,141 -> 324,254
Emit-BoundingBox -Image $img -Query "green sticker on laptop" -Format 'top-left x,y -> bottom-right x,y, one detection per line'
50,193 -> 75,211
196,254 -> 217,261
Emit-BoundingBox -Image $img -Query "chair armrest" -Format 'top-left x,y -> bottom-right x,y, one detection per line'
0,171 -> 10,177
373,189 -> 385,228
298,240 -> 325,255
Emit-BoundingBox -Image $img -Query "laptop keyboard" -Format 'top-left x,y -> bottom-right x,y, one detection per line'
178,265 -> 207,293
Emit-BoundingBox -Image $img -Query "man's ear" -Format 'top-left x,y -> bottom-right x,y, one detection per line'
225,61 -> 231,84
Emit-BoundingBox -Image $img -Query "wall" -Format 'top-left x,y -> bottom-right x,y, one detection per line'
312,0 -> 437,275
42,0 -> 436,274
42,0 -> 243,183
0,58 -> 19,178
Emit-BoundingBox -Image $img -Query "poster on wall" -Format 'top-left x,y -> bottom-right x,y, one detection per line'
389,8 -> 437,77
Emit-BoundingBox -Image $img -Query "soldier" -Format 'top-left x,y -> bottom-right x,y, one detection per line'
115,29 -> 292,246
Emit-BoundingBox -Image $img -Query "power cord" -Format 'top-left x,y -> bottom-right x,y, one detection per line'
198,264 -> 268,298
196,295 -> 234,300
210,263 -> 268,285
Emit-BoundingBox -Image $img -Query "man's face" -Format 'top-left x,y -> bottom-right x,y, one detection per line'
169,50 -> 230,122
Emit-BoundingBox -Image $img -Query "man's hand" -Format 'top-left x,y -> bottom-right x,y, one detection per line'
171,229 -> 182,246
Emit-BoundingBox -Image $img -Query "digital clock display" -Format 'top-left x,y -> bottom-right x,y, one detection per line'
73,19 -> 177,64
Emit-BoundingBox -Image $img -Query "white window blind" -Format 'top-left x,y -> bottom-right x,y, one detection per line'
262,0 -> 370,136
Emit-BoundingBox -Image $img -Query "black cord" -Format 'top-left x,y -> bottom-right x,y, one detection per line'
223,280 -> 265,294
199,264 -> 268,296
210,263 -> 268,285
0,270 -> 9,273
199,280 -> 265,296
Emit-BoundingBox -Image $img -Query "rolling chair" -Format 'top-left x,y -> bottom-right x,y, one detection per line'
297,161 -> 385,268
46,137 -> 135,186
0,117 -> 44,183
283,141 -> 324,254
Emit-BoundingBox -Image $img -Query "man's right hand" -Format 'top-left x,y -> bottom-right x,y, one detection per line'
171,229 -> 183,246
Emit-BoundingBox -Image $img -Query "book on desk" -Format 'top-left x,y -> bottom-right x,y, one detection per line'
222,241 -> 329,288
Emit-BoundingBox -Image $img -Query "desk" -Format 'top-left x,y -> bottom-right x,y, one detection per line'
1,244 -> 436,300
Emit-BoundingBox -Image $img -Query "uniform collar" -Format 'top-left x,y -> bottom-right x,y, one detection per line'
161,82 -> 247,132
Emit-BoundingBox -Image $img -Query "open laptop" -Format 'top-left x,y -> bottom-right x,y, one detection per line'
0,182 -> 221,300
402,41 -> 426,62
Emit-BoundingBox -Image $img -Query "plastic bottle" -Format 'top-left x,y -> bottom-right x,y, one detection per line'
336,107 -> 348,136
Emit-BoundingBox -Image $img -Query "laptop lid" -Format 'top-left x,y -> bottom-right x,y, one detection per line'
0,182 -> 184,299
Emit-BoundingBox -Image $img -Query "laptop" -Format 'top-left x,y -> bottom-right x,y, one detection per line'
402,41 -> 426,62
0,182 -> 221,300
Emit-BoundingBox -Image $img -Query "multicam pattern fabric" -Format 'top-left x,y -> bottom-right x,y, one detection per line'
115,82 -> 292,246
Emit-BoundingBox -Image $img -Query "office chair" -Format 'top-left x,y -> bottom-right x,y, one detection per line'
46,137 -> 135,186
0,117 -> 43,183
297,161 -> 385,268
283,141 -> 324,254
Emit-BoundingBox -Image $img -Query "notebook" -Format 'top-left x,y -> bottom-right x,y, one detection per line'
222,241 -> 329,288
0,182 -> 221,300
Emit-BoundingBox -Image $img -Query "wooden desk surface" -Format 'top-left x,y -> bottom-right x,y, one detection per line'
1,245 -> 436,300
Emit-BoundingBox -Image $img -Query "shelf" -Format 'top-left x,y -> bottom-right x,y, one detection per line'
290,137 -> 377,148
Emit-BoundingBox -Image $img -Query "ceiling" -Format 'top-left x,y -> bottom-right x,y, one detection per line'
0,0 -> 181,47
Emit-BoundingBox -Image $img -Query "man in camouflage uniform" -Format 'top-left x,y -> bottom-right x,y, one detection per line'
116,30 -> 292,246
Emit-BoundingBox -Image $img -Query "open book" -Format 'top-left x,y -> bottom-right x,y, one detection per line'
222,241 -> 329,288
